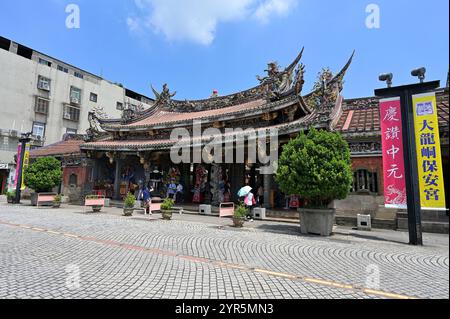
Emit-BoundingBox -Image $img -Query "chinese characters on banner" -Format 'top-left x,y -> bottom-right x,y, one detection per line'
380,97 -> 407,209
21,143 -> 31,190
413,93 -> 446,210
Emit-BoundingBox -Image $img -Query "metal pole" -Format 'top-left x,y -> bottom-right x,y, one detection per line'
400,89 -> 422,245
14,134 -> 31,204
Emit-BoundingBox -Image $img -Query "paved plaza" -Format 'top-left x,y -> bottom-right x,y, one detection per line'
0,200 -> 448,299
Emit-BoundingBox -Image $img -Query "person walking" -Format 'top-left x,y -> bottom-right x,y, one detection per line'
142,185 -> 152,215
244,191 -> 256,222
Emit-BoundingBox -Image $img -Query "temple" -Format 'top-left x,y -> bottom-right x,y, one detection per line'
30,48 -> 449,230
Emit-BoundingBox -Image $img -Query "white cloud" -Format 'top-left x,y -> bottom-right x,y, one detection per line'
253,0 -> 297,24
128,0 -> 297,45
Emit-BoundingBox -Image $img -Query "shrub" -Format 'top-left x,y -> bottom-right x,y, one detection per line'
124,192 -> 136,208
24,157 -> 62,193
275,128 -> 353,208
161,198 -> 175,211
234,202 -> 248,219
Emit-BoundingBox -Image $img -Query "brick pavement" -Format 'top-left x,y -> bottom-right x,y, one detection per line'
0,202 -> 448,299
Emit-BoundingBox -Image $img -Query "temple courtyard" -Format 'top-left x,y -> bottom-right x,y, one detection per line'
0,199 -> 448,299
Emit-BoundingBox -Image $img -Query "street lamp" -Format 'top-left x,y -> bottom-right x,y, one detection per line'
14,132 -> 32,204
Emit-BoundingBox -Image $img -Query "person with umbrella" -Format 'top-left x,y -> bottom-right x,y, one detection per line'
238,186 -> 256,222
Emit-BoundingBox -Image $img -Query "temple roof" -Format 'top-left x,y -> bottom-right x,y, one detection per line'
29,137 -> 85,158
94,50 -> 355,132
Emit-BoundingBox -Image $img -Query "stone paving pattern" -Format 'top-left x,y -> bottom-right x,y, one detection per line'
0,202 -> 448,299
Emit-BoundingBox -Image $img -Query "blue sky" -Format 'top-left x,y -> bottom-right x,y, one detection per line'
0,0 -> 448,100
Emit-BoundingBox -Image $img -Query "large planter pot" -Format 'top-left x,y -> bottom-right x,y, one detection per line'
298,208 -> 336,236
30,193 -> 38,206
53,202 -> 61,209
7,196 -> 14,204
123,207 -> 134,216
162,210 -> 173,220
232,217 -> 245,228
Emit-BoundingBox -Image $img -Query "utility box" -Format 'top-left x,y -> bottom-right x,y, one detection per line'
253,208 -> 266,220
199,205 -> 212,215
357,214 -> 372,231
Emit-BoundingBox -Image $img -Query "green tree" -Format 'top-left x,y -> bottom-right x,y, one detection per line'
24,157 -> 62,193
275,128 -> 353,208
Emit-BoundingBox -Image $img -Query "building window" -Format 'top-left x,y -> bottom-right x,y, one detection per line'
70,86 -> 82,105
3,136 -> 8,145
66,128 -> 77,135
352,169 -> 379,194
37,76 -> 51,91
116,102 -> 124,110
35,97 -> 49,115
38,58 -> 52,67
74,71 -> 84,79
90,93 -> 98,103
32,122 -> 46,139
57,65 -> 69,73
63,104 -> 81,122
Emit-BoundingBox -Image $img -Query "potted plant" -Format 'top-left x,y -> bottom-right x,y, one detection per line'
24,157 -> 62,206
6,190 -> 15,204
123,192 -> 136,216
275,128 -> 353,236
161,198 -> 175,220
233,202 -> 247,228
53,194 -> 62,208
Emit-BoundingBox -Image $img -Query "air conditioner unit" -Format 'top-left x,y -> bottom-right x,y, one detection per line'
39,83 -> 50,91
63,112 -> 72,120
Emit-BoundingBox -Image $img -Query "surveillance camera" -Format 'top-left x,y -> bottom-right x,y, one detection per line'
379,73 -> 393,82
411,67 -> 426,77
379,73 -> 393,87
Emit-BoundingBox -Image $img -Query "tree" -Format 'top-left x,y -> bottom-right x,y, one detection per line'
24,157 -> 62,193
275,128 -> 353,208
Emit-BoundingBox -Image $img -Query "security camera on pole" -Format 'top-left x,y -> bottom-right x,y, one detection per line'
375,68 -> 447,246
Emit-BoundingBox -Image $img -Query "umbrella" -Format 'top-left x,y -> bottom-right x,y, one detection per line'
237,186 -> 252,197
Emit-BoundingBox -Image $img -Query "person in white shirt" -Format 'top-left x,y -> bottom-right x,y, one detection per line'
244,191 -> 255,221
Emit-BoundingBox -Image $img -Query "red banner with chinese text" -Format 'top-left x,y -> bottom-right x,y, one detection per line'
380,97 -> 407,209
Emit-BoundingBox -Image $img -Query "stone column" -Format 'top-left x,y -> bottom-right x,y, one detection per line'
263,170 -> 272,209
114,158 -> 122,200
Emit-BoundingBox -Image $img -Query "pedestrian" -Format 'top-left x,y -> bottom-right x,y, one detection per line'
142,185 -> 153,215
167,179 -> 177,199
257,184 -> 264,207
176,182 -> 184,204
244,191 -> 256,222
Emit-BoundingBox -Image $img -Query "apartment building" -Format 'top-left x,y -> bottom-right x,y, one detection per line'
0,36 -> 154,193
